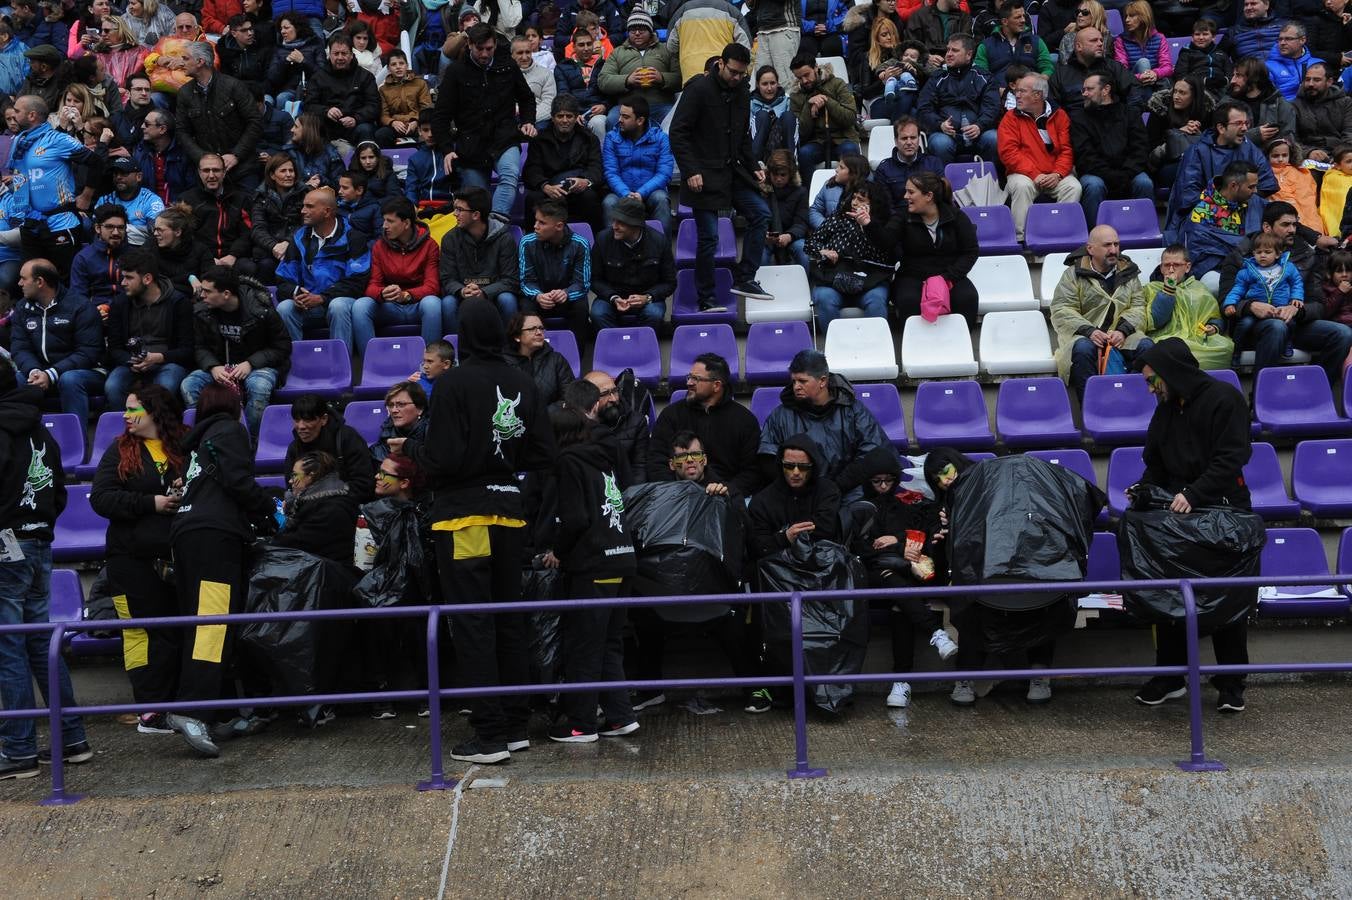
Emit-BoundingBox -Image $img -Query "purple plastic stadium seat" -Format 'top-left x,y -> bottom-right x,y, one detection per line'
570,222 -> 594,245
646,219 -> 665,235
669,389 -> 687,404
1081,374 -> 1154,444
592,326 -> 661,385
545,329 -> 582,376
1165,36 -> 1188,65
1024,203 -> 1089,255
1259,527 -> 1347,617
854,383 -> 908,449
670,324 -> 740,383
381,147 -> 415,169
1339,528 -> 1352,597
274,339 -> 352,400
960,205 -> 1021,255
1345,366 -> 1351,419
75,412 -> 127,480
674,217 -> 735,268
343,400 -> 388,445
1209,368 -> 1260,436
254,404 -> 294,473
355,337 -> 426,400
42,414 -> 86,474
1105,8 -> 1123,35
944,161 -> 993,193
751,387 -> 780,425
52,487 -> 107,563
912,381 -> 994,450
1254,366 -> 1352,437
745,321 -> 813,384
672,268 -> 739,327
1086,532 -> 1120,583
1025,448 -> 1098,488
995,378 -> 1080,448
1105,445 -> 1145,518
967,452 -> 997,461
1245,441 -> 1300,520
49,569 -> 121,656
1097,199 -> 1162,249
1292,439 -> 1352,517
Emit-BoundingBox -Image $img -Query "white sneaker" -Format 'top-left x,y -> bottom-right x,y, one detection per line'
1027,677 -> 1052,705
950,680 -> 976,707
930,628 -> 958,660
886,682 -> 911,708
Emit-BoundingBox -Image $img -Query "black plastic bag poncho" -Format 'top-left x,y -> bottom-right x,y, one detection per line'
1118,483 -> 1265,632
758,539 -> 870,714
623,480 -> 742,623
522,563 -> 563,686
354,498 -> 432,608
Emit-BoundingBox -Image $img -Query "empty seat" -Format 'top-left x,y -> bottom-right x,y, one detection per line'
912,381 -> 994,450
1243,441 -> 1300,520
1339,528 -> 1352,597
944,161 -> 994,193
807,169 -> 833,206
1125,245 -> 1165,280
381,147 -> 415,170
52,487 -> 107,563
751,386 -> 781,425
1086,532 -> 1120,583
343,400 -> 388,445
1235,348 -> 1312,368
670,324 -> 739,383
996,378 -> 1080,447
1105,445 -> 1145,518
674,217 -> 734,268
1209,368 -> 1260,436
1258,527 -> 1348,617
274,339 -> 352,400
824,317 -> 898,381
854,383 -> 908,449
961,205 -> 1021,255
1097,199 -> 1162,249
815,55 -> 848,82
1292,439 -> 1352,517
545,329 -> 582,376
747,264 -> 813,325
592,326 -> 661,385
978,310 -> 1057,375
1024,448 -> 1098,488
255,403 -> 294,473
570,222 -> 594,245
49,569 -> 120,656
866,125 -> 893,168
1024,203 -> 1088,255
969,255 -> 1038,314
746,321 -> 813,384
671,268 -> 739,327
1081,374 -> 1154,444
901,314 -> 977,378
75,412 -> 126,480
1039,251 -> 1070,304
43,413 -> 86,473
354,336 -> 425,400
1254,366 -> 1352,437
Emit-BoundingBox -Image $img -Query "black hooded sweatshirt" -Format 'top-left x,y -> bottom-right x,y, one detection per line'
408,298 -> 556,525
284,410 -> 376,504
1136,338 -> 1252,510
172,412 -> 277,542
855,452 -> 944,578
553,432 -> 637,581
0,386 -> 66,544
747,434 -> 842,560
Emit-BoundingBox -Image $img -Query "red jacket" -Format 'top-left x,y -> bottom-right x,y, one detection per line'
202,0 -> 241,34
996,103 -> 1075,179
366,223 -> 441,301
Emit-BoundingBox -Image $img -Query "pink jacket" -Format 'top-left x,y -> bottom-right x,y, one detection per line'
1114,29 -> 1173,80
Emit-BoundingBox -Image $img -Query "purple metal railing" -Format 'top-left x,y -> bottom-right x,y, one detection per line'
3,573 -> 1348,805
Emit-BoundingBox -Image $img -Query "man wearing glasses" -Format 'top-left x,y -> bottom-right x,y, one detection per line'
597,11 -> 680,132
217,14 -> 269,97
439,186 -> 521,325
131,108 -> 194,203
648,352 -> 763,496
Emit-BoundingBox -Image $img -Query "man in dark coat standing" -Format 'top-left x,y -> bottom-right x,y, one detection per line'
175,41 -> 264,193
668,42 -> 772,311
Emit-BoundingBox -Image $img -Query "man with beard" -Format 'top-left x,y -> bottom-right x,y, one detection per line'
1071,74 -> 1153,229
601,94 -> 674,234
1293,63 -> 1352,163
69,204 -> 129,307
96,156 -> 165,246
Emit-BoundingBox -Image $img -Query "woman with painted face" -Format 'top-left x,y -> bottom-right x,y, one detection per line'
370,380 -> 429,463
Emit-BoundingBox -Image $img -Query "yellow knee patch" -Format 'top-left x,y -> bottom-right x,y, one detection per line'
113,594 -> 148,671
191,580 -> 231,664
452,525 -> 491,560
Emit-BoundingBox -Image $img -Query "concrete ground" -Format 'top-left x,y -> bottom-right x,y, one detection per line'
3,625 -> 1352,897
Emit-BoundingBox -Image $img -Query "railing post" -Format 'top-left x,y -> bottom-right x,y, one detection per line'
786,591 -> 826,780
40,624 -> 82,806
1175,580 -> 1226,773
417,608 -> 456,791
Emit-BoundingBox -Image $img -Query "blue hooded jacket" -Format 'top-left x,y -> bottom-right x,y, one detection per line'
275,217 -> 372,300
602,124 -> 674,199
1266,45 -> 1321,102
1163,131 -> 1276,244
10,121 -> 99,231
1223,250 -> 1305,310
0,38 -> 30,96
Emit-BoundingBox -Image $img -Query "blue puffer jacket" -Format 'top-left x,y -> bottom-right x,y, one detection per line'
602,125 -> 674,199
1225,15 -> 1282,62
339,195 -> 381,240
276,217 -> 372,300
1164,132 -> 1276,244
1266,46 -> 1321,102
0,193 -> 20,265
1223,251 -> 1305,310
270,0 -> 326,22
10,122 -> 98,231
916,63 -> 1001,134
10,288 -> 105,382
553,56 -> 605,110
801,0 -> 846,34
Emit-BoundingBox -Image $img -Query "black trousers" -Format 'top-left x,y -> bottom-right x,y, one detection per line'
627,605 -> 759,685
106,554 -> 181,706
559,577 -> 632,728
893,274 -> 979,331
434,524 -> 531,744
872,570 -> 944,673
1155,618 -> 1249,692
171,529 -> 246,715
525,187 -> 604,231
520,293 -> 591,351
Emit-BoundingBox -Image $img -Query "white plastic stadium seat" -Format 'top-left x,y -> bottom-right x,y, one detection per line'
807,168 -> 833,205
1039,251 -> 1069,306
901,314 -> 978,378
746,264 -> 813,324
978,310 -> 1058,375
1126,246 -> 1164,279
816,56 -> 848,82
867,126 -> 893,169
824,317 -> 899,381
970,254 -> 1039,314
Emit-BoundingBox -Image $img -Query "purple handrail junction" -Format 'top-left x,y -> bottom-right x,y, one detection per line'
6,573 -> 1350,805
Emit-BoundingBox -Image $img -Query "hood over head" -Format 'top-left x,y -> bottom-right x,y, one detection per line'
458,297 -> 508,363
924,447 -> 975,497
778,433 -> 828,483
1135,336 -> 1213,402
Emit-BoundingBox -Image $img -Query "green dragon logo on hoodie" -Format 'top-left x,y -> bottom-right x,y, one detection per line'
491,386 -> 526,458
19,440 -> 51,511
601,472 -> 624,533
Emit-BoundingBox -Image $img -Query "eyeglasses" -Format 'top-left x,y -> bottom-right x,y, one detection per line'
686,374 -> 718,383
672,451 -> 706,463
520,324 -> 545,333
452,205 -> 472,216
870,475 -> 897,485
385,400 -> 414,410
598,387 -> 619,398
376,470 -> 403,483
781,461 -> 813,472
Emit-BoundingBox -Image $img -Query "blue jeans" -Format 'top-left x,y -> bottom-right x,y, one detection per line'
797,139 -> 860,173
1069,337 -> 1155,400
693,186 -> 769,298
276,296 -> 357,354
812,283 -> 889,327
607,102 -> 673,132
352,296 -> 444,354
181,367 -> 280,434
589,297 -> 668,330
603,190 -> 672,235
1238,316 -> 1352,385
1079,172 -> 1155,228
0,541 -> 85,760
926,129 -> 999,165
56,368 -> 105,426
104,363 -> 188,413
869,91 -> 917,121
458,145 -> 522,218
483,291 -> 516,325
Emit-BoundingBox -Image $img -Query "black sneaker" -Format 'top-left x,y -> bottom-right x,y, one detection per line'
210,715 -> 269,743
370,703 -> 397,720
599,720 -> 639,736
137,712 -> 174,735
631,690 -> 665,711
449,740 -> 510,764
744,689 -> 772,714
1217,689 -> 1246,713
548,723 -> 598,743
730,279 -> 773,301
37,741 -> 94,765
165,714 -> 220,758
0,754 -> 38,780
1134,677 -> 1187,707
298,705 -> 335,729
697,296 -> 727,313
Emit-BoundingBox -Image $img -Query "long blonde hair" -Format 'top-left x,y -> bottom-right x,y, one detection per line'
1123,0 -> 1155,45
1077,0 -> 1108,38
101,14 -> 137,48
867,17 -> 901,70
